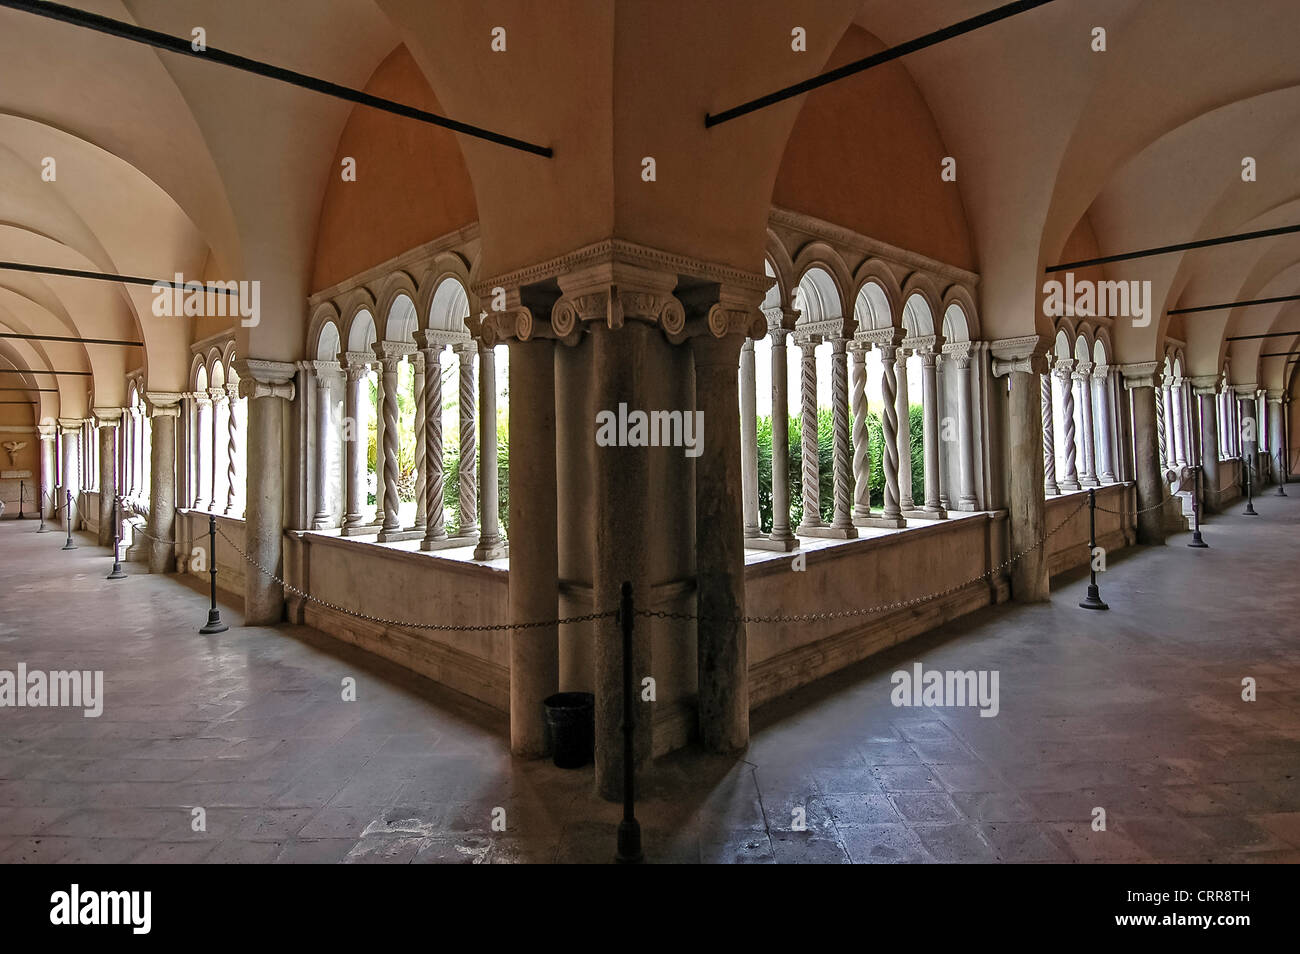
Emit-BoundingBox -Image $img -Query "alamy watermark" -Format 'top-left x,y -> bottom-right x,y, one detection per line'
891,663 -> 999,718
0,663 -> 103,717
151,273 -> 260,327
50,885 -> 150,934
595,403 -> 704,458
1042,272 -> 1152,328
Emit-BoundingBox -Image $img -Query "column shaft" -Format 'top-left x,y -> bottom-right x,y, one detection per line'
1007,368 -> 1049,601
796,338 -> 822,531
1041,371 -> 1058,495
920,351 -> 944,514
97,423 -> 116,547
829,338 -> 856,531
851,345 -> 872,519
955,355 -> 977,509
692,333 -> 749,752
507,339 -> 559,757
343,368 -> 367,529
896,351 -> 914,509
421,346 -> 448,548
146,409 -> 176,574
244,388 -> 287,624
458,348 -> 479,536
473,344 -> 506,559
768,330 -> 796,544
1132,385 -> 1166,545
739,339 -> 760,538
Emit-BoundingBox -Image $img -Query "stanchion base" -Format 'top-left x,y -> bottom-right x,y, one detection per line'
36,525 -> 50,533
199,612 -> 229,635
1187,531 -> 1209,549
615,818 -> 643,864
1244,504 -> 1258,515
107,565 -> 127,580
61,541 -> 78,550
1276,487 -> 1287,497
1078,585 -> 1109,611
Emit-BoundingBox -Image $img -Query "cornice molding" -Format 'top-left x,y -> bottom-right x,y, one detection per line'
307,222 -> 480,310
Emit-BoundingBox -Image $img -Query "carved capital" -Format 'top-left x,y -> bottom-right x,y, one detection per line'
234,358 -> 297,401
1119,361 -> 1162,390
92,407 -> 123,426
988,334 -> 1047,377
145,392 -> 183,418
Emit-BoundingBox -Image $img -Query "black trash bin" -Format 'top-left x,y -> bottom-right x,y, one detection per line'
543,692 -> 595,769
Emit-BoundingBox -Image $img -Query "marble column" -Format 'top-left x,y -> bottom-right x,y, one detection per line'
416,334 -> 449,549
224,382 -> 240,515
1075,363 -> 1099,487
1171,380 -> 1188,468
850,343 -> 873,521
795,335 -> 824,533
457,344 -> 479,537
58,420 -> 80,529
828,337 -> 857,534
341,358 -> 369,532
919,348 -> 946,516
143,394 -> 180,574
209,386 -> 227,513
739,338 -> 761,540
473,342 -> 507,560
1160,384 -> 1175,470
870,340 -> 906,527
1041,364 -> 1058,495
767,327 -> 797,548
192,393 -> 211,509
692,330 -> 750,752
39,427 -> 56,520
93,409 -> 120,547
896,348 -> 914,510
310,363 -> 338,529
373,343 -> 404,540
1093,367 -> 1117,483
1238,391 -> 1259,488
1124,366 -> 1166,545
1268,391 -> 1287,484
412,353 -> 426,531
1054,361 -> 1080,491
995,351 -> 1050,602
507,337 -> 559,757
236,360 -> 295,624
952,349 -> 978,510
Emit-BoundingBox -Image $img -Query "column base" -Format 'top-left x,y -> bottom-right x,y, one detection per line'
1059,480 -> 1081,492
856,515 -> 907,529
473,538 -> 509,561
905,507 -> 948,520
799,524 -> 854,539
377,528 -> 423,543
341,522 -> 381,538
1080,476 -> 1100,488
420,533 -> 477,552
746,535 -> 799,552
957,497 -> 979,512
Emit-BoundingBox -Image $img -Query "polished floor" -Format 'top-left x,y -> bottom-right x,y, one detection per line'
2,491 -> 1298,864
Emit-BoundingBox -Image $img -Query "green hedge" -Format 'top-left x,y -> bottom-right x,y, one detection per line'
757,404 -> 924,531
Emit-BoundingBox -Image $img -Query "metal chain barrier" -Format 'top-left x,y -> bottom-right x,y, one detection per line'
215,524 -> 616,632
638,497 -> 1089,625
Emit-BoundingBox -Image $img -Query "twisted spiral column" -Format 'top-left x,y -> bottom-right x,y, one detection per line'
830,338 -> 854,532
225,383 -> 240,515
413,353 -> 426,529
1041,370 -> 1058,494
851,345 -> 871,519
1155,383 -> 1168,469
879,344 -> 902,519
377,353 -> 401,533
796,337 -> 823,532
1056,365 -> 1080,490
421,344 -> 447,548
457,346 -> 478,536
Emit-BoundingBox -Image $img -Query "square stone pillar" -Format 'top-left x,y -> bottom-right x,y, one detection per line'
1122,363 -> 1166,545
235,359 -> 296,625
143,394 -> 181,573
991,338 -> 1050,602
92,408 -> 121,547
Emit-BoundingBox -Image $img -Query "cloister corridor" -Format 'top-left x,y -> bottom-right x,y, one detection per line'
3,496 -> 1297,865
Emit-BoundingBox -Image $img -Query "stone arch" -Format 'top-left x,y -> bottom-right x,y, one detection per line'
901,292 -> 936,340
764,229 -> 797,312
940,284 -> 980,341
306,302 -> 343,361
791,242 -> 851,323
345,307 -> 378,354
854,280 -> 894,332
852,259 -> 903,330
425,274 -> 473,335
794,265 -> 844,326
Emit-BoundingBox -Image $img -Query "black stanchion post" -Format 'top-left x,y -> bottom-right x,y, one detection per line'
61,489 -> 77,550
36,489 -> 48,532
615,580 -> 642,864
1188,465 -> 1209,548
107,496 -> 126,580
1079,488 -> 1109,611
199,514 -> 228,634
1276,452 -> 1287,496
17,479 -> 24,519
1243,454 -> 1257,515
